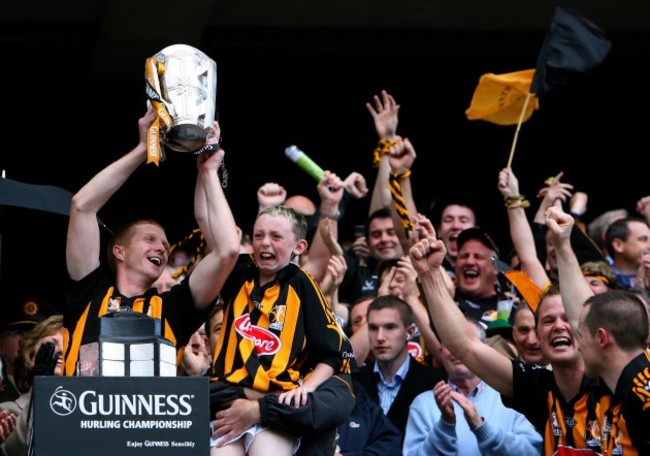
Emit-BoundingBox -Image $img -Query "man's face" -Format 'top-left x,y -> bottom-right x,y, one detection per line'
0,330 -> 24,366
454,239 -> 497,299
188,325 -> 209,357
440,320 -> 478,381
438,205 -> 476,261
119,224 -> 169,282
576,306 -> 601,378
512,307 -> 544,365
284,195 -> 316,217
350,298 -> 372,334
207,310 -> 224,354
585,276 -> 609,295
170,250 -> 190,268
544,229 -> 558,277
367,308 -> 410,365
619,221 -> 650,267
439,344 -> 473,381
367,217 -> 402,261
379,266 -> 408,299
536,295 -> 580,367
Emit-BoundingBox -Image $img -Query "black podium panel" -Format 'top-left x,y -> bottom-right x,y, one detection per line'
33,376 -> 209,455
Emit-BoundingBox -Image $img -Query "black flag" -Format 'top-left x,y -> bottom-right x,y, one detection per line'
531,7 -> 612,95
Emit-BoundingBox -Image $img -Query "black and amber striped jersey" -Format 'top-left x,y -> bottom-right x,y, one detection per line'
509,359 -> 613,455
212,254 -> 356,392
605,350 -> 650,455
62,265 -> 209,376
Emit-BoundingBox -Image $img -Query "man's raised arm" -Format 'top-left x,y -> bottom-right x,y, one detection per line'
408,215 -> 515,397
66,109 -> 157,281
545,205 -> 594,330
190,128 -> 240,309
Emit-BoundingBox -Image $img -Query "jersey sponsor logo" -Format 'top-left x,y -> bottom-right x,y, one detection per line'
269,305 -> 286,331
234,314 -> 281,356
554,445 -> 601,455
406,341 -> 422,359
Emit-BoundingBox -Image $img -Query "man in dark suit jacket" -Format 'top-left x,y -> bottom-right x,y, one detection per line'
355,295 -> 446,439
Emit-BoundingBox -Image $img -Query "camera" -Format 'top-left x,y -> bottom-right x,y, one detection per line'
353,224 -> 365,239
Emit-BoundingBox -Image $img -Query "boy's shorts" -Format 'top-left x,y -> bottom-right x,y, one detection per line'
210,421 -> 300,454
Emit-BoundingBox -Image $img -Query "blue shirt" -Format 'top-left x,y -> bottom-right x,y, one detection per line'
374,354 -> 410,415
403,380 -> 542,455
612,266 -> 637,289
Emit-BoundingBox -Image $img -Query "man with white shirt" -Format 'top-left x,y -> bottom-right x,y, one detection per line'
403,317 -> 542,455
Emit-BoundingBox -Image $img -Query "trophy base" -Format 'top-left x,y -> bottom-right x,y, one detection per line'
163,124 -> 208,153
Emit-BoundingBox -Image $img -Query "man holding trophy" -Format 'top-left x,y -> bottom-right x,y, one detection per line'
63,96 -> 240,378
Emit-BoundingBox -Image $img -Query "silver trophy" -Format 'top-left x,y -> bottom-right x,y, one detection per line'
146,44 -> 217,153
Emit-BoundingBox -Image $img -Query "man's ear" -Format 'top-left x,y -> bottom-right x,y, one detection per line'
406,323 -> 416,339
113,244 -> 126,262
611,238 -> 625,254
293,239 -> 309,256
597,327 -> 611,349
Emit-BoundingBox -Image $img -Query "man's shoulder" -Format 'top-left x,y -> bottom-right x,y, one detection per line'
356,363 -> 375,380
354,364 -> 379,388
66,265 -> 113,306
617,350 -> 650,399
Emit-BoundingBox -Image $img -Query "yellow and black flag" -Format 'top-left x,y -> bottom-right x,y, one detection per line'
465,69 -> 539,126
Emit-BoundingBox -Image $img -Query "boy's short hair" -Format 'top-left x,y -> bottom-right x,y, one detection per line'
258,205 -> 308,241
367,295 -> 414,327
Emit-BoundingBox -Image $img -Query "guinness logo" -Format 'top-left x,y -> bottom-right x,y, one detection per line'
50,386 -> 77,416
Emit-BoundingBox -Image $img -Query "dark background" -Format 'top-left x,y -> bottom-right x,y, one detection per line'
1,2 -> 649,311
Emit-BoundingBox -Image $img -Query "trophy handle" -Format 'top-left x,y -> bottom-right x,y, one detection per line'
144,58 -> 173,165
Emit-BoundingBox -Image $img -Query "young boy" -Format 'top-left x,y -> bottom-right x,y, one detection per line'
207,205 -> 356,455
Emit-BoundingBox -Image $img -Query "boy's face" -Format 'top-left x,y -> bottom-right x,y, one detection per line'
253,214 -> 306,276
367,307 -> 410,365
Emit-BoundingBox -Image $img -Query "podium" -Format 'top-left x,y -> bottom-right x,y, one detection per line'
32,376 -> 209,455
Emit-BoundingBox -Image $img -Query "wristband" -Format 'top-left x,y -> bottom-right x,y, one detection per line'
321,211 -> 340,221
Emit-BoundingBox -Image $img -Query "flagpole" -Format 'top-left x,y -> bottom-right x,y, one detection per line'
506,92 -> 533,169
